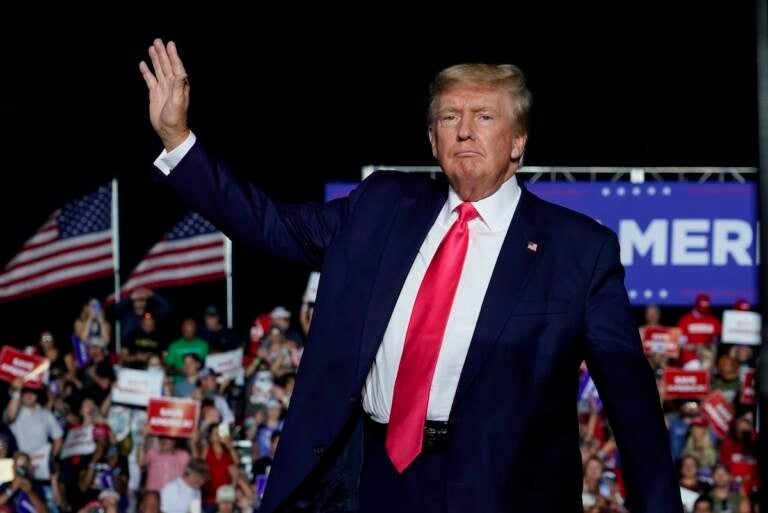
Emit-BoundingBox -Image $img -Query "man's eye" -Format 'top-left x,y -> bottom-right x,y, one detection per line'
480,115 -> 493,121
442,115 -> 457,121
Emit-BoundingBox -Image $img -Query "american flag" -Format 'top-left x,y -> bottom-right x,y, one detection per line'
0,184 -> 114,302
118,211 -> 227,298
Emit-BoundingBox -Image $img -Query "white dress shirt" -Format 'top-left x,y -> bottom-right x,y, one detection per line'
154,134 -> 521,422
362,175 -> 520,422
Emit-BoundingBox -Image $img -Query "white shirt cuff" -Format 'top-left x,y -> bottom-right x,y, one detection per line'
153,131 -> 197,175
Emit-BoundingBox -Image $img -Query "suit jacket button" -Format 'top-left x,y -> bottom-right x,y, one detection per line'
348,395 -> 358,404
313,445 -> 325,456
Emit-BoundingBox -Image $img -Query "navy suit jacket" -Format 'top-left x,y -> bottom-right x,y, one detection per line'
162,142 -> 683,513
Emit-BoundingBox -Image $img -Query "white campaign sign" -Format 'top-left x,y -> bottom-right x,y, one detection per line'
206,349 -> 244,385
30,443 -> 51,480
112,368 -> 165,407
722,310 -> 761,345
61,425 -> 95,459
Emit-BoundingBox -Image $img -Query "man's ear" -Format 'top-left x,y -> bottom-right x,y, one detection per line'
428,126 -> 438,159
510,132 -> 528,161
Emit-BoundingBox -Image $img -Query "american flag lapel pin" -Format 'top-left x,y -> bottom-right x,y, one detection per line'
527,241 -> 538,252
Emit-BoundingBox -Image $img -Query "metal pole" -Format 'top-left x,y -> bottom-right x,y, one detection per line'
111,178 -> 122,353
756,0 -> 768,510
225,236 -> 233,329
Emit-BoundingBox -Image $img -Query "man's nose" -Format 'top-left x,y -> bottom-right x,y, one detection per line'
457,116 -> 474,140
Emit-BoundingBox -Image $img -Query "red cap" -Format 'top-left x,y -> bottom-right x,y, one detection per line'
733,299 -> 751,311
694,293 -> 712,314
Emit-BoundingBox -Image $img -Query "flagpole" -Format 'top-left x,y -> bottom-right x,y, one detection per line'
225,236 -> 233,329
111,178 -> 122,353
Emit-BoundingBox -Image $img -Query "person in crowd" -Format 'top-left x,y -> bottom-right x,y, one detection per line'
720,411 -> 758,489
199,306 -> 243,353
74,299 -> 111,346
693,496 -> 714,513
683,416 -> 717,469
195,424 -> 238,513
116,288 -> 171,340
71,338 -> 115,408
255,400 -> 283,459
76,441 -> 127,509
4,380 -> 63,459
37,331 -> 75,392
268,307 -> 303,346
215,485 -> 236,513
707,462 -> 741,513
0,452 -> 49,513
159,459 -> 209,513
165,318 -> 209,373
711,354 -> 741,404
678,293 -> 721,365
138,426 -> 190,493
172,354 -> 203,398
666,401 -> 700,463
680,454 -> 704,494
252,430 -> 279,480
196,369 -> 235,426
137,490 -> 160,513
121,312 -> 164,368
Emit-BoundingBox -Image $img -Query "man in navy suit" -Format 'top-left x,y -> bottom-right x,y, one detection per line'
140,39 -> 682,513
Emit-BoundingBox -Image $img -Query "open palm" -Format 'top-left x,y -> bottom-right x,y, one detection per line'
139,39 -> 190,150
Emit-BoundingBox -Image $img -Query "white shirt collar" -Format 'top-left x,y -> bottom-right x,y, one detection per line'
446,173 -> 521,233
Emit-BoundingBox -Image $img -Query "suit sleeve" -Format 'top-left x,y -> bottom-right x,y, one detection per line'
158,141 -> 360,270
583,231 -> 683,513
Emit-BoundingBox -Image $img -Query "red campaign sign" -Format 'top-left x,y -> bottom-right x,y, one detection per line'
662,369 -> 710,400
642,327 -> 681,359
0,346 -> 49,388
701,390 -> 735,439
147,397 -> 200,438
740,368 -> 756,405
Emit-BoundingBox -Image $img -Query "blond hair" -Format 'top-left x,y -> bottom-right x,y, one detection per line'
428,63 -> 532,132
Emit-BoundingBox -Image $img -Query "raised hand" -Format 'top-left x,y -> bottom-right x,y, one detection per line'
139,39 -> 191,151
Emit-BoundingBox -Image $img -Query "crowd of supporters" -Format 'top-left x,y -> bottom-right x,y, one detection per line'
581,294 -> 759,512
0,286 -> 759,513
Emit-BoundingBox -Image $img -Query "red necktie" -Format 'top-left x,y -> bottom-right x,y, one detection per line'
386,202 -> 479,473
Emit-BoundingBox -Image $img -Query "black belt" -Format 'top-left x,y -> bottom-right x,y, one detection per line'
364,415 -> 450,453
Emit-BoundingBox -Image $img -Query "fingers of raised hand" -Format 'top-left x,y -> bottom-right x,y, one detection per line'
167,41 -> 187,80
153,39 -> 175,80
138,61 -> 158,89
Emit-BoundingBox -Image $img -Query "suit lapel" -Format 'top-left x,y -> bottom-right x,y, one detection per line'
356,178 -> 447,381
450,184 -> 546,412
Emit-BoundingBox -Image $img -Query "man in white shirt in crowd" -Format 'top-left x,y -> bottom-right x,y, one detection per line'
4,379 -> 62,464
160,459 -> 209,513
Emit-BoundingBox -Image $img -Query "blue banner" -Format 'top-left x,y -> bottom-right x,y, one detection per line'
527,182 -> 757,306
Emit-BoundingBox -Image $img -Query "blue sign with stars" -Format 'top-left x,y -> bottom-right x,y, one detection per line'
526,182 -> 758,306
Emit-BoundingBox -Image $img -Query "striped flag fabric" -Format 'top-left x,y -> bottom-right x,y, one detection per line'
578,368 -> 603,412
0,183 -> 114,302
118,211 -> 226,298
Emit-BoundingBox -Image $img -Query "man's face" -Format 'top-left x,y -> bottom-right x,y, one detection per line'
139,493 -> 160,513
272,317 -> 289,331
218,502 -> 234,513
89,345 -> 104,361
141,316 -> 156,333
21,390 -> 37,408
693,502 -> 713,513
181,319 -> 197,339
187,472 -> 207,488
205,314 -> 220,331
183,356 -> 201,377
429,83 -> 527,201
713,466 -> 731,487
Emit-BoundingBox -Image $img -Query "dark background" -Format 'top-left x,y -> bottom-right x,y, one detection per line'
0,4 -> 759,346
